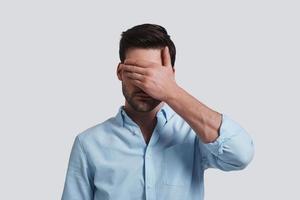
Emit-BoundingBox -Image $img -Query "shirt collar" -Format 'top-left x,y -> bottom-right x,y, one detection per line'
115,102 -> 175,128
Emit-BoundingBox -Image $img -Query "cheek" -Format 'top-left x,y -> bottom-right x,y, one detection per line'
122,72 -> 131,82
123,75 -> 135,86
122,80 -> 136,92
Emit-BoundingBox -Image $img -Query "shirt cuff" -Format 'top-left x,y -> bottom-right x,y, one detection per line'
203,113 -> 243,156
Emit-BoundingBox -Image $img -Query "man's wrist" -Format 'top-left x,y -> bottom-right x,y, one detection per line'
165,84 -> 182,103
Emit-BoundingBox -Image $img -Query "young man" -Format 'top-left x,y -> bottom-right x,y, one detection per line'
62,24 -> 254,200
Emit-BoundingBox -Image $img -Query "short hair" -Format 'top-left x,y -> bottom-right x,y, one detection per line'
119,23 -> 176,67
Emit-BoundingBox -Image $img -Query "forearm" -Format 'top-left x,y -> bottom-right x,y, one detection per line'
166,85 -> 222,143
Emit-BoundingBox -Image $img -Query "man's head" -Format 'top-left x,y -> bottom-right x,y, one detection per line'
119,23 -> 176,67
117,24 -> 176,112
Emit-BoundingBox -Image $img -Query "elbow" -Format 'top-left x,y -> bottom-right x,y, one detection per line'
232,140 -> 255,170
215,114 -> 255,171
235,153 -> 254,170
218,133 -> 255,171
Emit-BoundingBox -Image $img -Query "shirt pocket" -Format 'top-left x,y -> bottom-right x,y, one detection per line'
162,142 -> 194,186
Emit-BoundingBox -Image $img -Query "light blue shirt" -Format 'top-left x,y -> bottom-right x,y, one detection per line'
62,103 -> 254,200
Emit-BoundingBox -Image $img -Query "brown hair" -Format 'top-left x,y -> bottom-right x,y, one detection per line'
119,23 -> 176,67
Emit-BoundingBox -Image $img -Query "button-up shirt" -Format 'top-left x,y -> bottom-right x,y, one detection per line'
62,103 -> 254,200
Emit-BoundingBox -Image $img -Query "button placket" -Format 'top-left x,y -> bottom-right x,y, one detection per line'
145,147 -> 155,199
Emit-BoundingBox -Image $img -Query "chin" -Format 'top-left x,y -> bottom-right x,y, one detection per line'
133,104 -> 156,112
131,100 -> 161,112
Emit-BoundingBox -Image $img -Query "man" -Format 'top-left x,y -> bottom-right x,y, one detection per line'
62,24 -> 254,200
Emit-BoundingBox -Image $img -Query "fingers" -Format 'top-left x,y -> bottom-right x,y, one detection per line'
119,63 -> 147,75
119,64 -> 146,81
162,46 -> 172,67
124,71 -> 144,81
128,79 -> 145,90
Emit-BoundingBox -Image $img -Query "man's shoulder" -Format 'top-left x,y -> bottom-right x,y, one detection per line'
76,116 -> 119,144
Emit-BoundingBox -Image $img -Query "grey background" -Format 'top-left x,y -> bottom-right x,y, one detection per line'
0,0 -> 299,199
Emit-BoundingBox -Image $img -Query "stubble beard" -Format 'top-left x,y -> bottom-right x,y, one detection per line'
122,83 -> 161,112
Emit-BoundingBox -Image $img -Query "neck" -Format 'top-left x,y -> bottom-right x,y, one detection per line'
123,102 -> 164,129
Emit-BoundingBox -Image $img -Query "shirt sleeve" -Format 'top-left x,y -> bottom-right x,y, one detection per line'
62,136 -> 94,200
197,114 -> 254,171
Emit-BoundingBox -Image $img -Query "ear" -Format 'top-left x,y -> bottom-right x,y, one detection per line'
116,62 -> 123,81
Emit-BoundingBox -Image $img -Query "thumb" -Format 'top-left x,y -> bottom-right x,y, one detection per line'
162,46 -> 172,67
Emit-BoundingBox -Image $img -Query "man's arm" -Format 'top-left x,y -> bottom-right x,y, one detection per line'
165,85 -> 221,143
120,46 -> 254,169
62,136 -> 94,200
165,87 -> 254,170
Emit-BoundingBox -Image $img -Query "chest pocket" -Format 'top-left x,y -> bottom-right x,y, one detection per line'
162,142 -> 194,186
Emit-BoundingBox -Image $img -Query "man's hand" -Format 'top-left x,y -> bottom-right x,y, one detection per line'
119,46 -> 178,102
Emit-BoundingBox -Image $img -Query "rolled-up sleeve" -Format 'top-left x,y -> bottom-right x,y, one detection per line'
62,136 -> 94,200
198,114 -> 254,171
